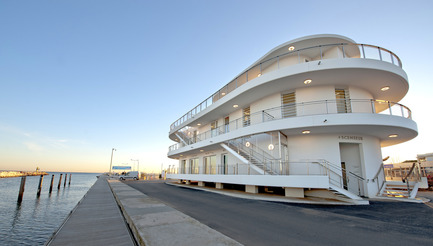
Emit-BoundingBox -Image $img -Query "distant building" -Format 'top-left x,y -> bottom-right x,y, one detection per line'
167,34 -> 420,203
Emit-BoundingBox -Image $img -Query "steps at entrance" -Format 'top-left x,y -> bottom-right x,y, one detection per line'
380,181 -> 416,198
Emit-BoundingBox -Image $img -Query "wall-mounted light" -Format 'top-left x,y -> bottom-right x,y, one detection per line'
268,144 -> 274,150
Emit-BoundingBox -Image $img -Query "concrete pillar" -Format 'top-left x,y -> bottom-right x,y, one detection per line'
198,181 -> 205,187
285,187 -> 304,198
216,183 -> 224,189
245,185 -> 258,194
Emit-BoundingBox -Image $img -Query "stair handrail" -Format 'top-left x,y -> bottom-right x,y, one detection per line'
317,159 -> 365,196
372,163 -> 386,195
402,162 -> 421,196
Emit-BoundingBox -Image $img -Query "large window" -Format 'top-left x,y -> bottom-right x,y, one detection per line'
243,107 -> 250,127
281,92 -> 296,118
335,89 -> 351,113
189,158 -> 199,174
180,160 -> 187,174
211,120 -> 218,137
204,155 -> 216,174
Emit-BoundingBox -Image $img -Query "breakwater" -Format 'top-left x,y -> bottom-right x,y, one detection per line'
0,171 -> 48,178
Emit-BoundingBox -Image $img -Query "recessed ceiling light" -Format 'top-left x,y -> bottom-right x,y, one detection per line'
200,150 -> 204,152
304,79 -> 312,85
388,134 -> 398,138
233,104 -> 239,108
197,123 -> 201,126
257,73 -> 262,77
381,86 -> 390,91
302,130 -> 311,134
245,141 -> 251,147
268,144 -> 274,150
288,46 -> 295,51
221,92 -> 226,96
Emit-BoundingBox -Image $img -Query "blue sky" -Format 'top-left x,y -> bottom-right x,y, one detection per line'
1,0 -> 433,172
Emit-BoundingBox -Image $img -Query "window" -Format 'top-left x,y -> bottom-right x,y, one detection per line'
180,160 -> 186,174
281,92 -> 296,118
335,89 -> 351,113
189,158 -> 199,174
243,107 -> 251,127
211,120 -> 218,137
204,155 -> 216,174
224,116 -> 230,133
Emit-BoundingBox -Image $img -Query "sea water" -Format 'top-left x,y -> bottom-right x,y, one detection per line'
0,172 -> 98,245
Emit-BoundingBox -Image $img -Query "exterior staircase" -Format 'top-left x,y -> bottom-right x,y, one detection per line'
378,181 -> 419,199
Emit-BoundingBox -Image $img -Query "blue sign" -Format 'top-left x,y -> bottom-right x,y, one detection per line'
112,166 -> 131,170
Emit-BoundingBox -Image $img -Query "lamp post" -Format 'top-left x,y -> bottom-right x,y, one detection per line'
109,148 -> 116,174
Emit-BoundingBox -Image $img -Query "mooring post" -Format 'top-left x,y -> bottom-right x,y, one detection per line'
64,173 -> 67,187
17,176 -> 26,203
49,174 -> 54,193
58,174 -> 63,190
68,174 -> 72,186
37,175 -> 44,197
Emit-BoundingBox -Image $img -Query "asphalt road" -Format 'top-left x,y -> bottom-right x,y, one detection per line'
125,180 -> 433,246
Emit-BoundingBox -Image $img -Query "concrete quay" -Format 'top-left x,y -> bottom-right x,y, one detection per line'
108,179 -> 242,246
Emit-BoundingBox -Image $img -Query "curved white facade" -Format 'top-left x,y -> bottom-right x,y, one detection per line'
166,34 -> 418,202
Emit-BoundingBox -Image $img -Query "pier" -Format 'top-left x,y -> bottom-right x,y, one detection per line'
46,176 -> 239,246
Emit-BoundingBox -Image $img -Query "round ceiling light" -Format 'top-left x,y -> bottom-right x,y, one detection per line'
302,130 -> 311,134
304,79 -> 312,85
388,134 -> 398,138
288,46 -> 295,51
381,86 -> 390,91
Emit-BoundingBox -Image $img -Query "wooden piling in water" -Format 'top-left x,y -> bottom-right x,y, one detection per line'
17,176 -> 26,203
37,175 -> 44,197
68,174 -> 71,186
58,174 -> 63,190
64,173 -> 67,187
49,174 -> 54,193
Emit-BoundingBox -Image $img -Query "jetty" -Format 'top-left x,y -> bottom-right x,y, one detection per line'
0,171 -> 48,178
46,176 -> 241,246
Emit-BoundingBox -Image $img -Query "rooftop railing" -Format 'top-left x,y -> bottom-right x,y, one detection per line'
170,43 -> 402,131
169,99 -> 411,152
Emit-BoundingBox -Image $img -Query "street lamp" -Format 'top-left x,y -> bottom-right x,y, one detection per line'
109,148 -> 116,174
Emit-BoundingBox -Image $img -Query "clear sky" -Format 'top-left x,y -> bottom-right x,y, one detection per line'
1,0 -> 432,173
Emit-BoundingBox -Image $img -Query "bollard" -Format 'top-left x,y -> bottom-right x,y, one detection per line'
64,173 -> 67,187
69,174 -> 71,186
17,176 -> 26,203
58,174 -> 63,190
49,174 -> 54,193
37,175 -> 44,197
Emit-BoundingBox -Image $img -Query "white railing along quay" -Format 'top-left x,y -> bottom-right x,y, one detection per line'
170,43 -> 402,132
169,99 -> 412,152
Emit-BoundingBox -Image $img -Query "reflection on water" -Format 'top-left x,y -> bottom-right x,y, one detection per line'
0,173 -> 98,245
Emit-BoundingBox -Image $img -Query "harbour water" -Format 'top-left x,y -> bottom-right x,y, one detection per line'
0,172 -> 98,245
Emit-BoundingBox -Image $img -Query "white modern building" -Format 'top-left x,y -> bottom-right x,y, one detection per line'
167,34 -> 419,204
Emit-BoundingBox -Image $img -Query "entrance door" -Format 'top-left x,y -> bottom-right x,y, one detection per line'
339,143 -> 364,196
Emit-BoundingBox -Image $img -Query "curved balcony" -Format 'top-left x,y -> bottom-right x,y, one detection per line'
168,99 -> 411,152
170,43 -> 402,132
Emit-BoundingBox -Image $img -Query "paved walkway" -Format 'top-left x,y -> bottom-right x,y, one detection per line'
46,176 -> 135,246
108,179 -> 242,246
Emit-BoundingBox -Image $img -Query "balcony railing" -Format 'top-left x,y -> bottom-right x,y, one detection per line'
169,99 -> 411,152
170,43 -> 402,131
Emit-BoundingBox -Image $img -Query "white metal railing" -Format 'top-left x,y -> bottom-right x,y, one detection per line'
170,43 -> 402,132
168,159 -> 365,196
169,99 -> 412,152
